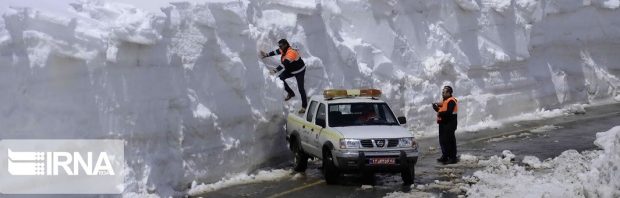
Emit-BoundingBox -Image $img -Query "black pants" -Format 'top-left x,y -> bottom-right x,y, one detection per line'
279,69 -> 307,108
438,121 -> 457,159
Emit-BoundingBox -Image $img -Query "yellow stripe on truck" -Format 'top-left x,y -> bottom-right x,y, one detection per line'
288,115 -> 306,125
288,114 -> 343,143
321,128 -> 343,142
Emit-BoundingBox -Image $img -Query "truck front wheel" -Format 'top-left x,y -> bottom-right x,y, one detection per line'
322,149 -> 340,184
401,165 -> 415,185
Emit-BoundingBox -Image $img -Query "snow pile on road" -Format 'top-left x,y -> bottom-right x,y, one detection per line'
1,0 -> 620,196
487,132 -> 531,142
530,125 -> 562,133
459,106 -> 579,133
384,190 -> 437,198
188,169 -> 292,196
581,126 -> 620,197
459,153 -> 479,164
465,126 -> 620,197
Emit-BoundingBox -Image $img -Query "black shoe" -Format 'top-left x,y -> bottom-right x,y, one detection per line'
436,156 -> 447,163
443,157 -> 458,165
284,94 -> 295,101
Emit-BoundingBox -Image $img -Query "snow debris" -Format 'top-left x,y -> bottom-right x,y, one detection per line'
501,150 -> 516,162
460,116 -> 503,132
383,191 -> 437,198
465,126 -> 620,197
565,104 -> 586,114
122,192 -> 161,198
459,153 -> 479,164
487,132 -> 531,142
581,126 -> 620,197
530,125 -> 562,133
188,169 -> 293,196
521,155 -> 543,169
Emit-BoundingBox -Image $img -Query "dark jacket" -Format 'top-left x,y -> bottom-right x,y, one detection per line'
267,47 -> 305,73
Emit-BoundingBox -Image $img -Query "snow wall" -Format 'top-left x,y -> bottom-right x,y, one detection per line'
1,0 -> 619,196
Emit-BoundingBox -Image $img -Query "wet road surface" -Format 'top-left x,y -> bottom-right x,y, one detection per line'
196,103 -> 620,198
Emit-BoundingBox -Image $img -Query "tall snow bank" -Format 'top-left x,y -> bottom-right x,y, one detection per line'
1,0 -> 620,196
465,126 -> 620,197
1,1 -> 287,196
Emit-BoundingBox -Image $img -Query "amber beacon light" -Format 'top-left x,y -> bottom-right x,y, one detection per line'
323,89 -> 381,100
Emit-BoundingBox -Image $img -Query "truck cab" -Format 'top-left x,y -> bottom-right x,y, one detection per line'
285,89 -> 419,184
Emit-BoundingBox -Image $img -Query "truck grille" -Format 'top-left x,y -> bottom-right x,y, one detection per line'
387,139 -> 399,147
360,139 -> 399,148
361,140 -> 374,148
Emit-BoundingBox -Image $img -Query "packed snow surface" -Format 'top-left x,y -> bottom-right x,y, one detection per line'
1,0 -> 620,196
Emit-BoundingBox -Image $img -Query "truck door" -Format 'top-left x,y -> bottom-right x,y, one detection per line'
301,101 -> 318,151
308,103 -> 327,155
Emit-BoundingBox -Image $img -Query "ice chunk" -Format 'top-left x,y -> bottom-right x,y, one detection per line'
522,155 -> 542,169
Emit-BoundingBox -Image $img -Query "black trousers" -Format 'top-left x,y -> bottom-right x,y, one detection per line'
278,69 -> 307,108
438,121 -> 457,159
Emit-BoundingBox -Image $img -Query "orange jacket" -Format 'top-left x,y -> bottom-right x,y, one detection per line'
436,97 -> 458,124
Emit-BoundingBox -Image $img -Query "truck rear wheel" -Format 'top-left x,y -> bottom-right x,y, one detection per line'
401,165 -> 415,185
292,140 -> 308,172
322,149 -> 340,185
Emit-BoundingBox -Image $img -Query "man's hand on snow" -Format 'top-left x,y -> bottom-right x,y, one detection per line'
260,51 -> 268,58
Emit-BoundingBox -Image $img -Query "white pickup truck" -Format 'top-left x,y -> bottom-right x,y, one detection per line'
285,89 -> 418,184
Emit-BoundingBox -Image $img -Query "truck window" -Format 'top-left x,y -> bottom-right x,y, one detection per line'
379,104 -> 397,124
328,103 -> 399,127
315,103 -> 326,126
306,101 -> 318,122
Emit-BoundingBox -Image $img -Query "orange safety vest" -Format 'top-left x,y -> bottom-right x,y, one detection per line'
437,97 -> 458,123
279,48 -> 301,62
278,48 -> 305,73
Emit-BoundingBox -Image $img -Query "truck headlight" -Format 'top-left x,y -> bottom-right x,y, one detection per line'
339,138 -> 361,149
398,137 -> 417,149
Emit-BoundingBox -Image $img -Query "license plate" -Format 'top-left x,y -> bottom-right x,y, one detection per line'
369,158 -> 395,165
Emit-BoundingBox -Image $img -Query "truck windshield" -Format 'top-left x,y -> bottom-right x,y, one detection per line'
328,103 -> 399,127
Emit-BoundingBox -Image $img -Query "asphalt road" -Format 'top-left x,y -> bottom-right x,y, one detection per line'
196,102 -> 620,198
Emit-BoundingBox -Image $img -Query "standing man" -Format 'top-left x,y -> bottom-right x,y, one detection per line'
260,39 -> 307,114
432,86 -> 458,164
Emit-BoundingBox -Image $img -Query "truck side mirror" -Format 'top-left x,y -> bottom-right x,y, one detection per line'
397,116 -> 407,124
316,118 -> 326,128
